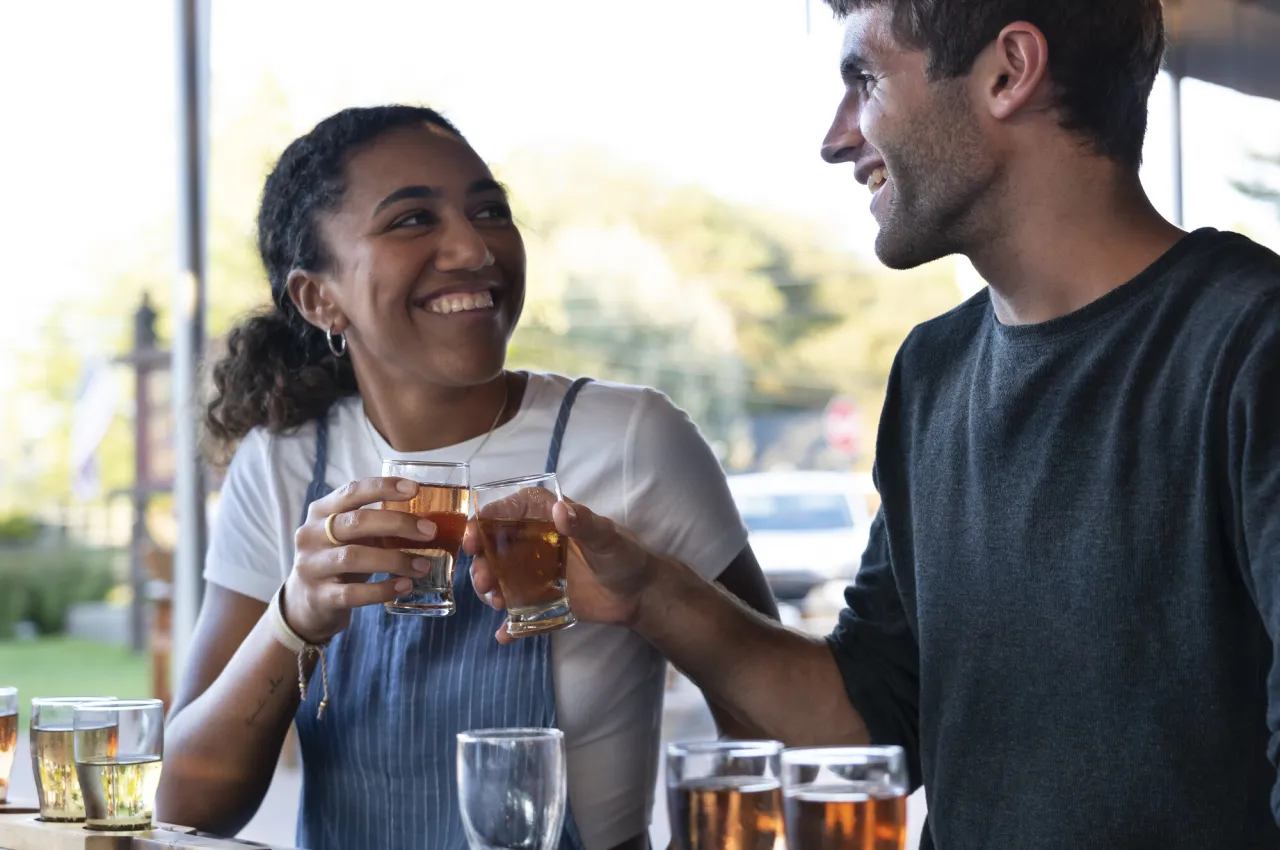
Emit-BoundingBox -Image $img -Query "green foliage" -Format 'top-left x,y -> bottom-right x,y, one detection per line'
0,546 -> 120,638
0,637 -> 150,727
0,514 -> 41,544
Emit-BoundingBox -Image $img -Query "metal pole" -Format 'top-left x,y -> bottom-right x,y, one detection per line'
171,0 -> 210,684
1169,53 -> 1185,228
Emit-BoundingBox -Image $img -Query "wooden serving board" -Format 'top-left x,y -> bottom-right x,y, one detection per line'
0,813 -> 135,850
0,801 -> 39,816
0,814 -> 300,850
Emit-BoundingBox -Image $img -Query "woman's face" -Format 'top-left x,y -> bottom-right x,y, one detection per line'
310,124 -> 525,389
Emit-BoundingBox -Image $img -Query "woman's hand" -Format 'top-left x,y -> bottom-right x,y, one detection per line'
466,498 -> 669,645
283,477 -> 437,644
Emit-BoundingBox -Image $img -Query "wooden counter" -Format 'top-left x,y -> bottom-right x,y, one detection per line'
0,813 -> 299,850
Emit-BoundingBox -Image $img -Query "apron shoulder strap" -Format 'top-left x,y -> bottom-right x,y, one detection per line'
544,377 -> 593,474
298,413 -> 332,528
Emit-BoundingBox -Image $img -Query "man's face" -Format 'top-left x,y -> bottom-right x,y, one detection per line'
821,6 -> 997,269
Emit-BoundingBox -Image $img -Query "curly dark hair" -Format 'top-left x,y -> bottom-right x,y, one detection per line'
204,105 -> 466,462
823,0 -> 1166,168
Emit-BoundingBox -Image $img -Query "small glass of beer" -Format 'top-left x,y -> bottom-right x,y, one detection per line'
780,746 -> 909,850
73,699 -> 164,831
0,687 -> 16,804
379,459 -> 471,617
30,696 -> 115,821
473,473 -> 575,637
457,728 -> 567,850
666,740 -> 785,850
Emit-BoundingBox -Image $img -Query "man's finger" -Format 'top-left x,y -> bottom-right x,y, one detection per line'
462,519 -> 482,556
553,498 -> 622,554
494,623 -> 516,646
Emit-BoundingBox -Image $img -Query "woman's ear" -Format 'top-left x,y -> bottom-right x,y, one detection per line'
287,269 -> 347,335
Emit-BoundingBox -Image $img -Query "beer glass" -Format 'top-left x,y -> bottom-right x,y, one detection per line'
666,740 -> 784,850
473,472 -> 575,636
73,699 -> 164,831
0,687 -> 16,804
380,459 -> 471,616
30,696 -> 115,821
781,746 -> 909,850
457,728 -> 567,850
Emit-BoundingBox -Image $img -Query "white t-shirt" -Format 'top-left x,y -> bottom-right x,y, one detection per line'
204,372 -> 748,849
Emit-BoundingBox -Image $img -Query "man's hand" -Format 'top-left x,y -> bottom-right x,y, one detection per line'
466,498 -> 667,644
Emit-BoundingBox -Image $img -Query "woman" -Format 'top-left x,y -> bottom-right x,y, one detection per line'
156,105 -> 777,850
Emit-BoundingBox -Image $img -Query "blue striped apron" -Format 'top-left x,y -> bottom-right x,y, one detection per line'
293,378 -> 593,850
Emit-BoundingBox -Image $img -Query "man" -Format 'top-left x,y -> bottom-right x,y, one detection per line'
472,1 -> 1280,846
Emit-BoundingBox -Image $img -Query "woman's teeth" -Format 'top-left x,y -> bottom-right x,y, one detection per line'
869,167 -> 888,193
427,290 -> 495,314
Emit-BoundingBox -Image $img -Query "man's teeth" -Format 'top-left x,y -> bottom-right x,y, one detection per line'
869,167 -> 888,193
427,290 -> 495,314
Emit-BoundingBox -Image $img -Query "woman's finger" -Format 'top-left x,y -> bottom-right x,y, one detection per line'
300,507 -> 436,549
307,476 -> 419,521
304,544 -> 432,581
324,576 -> 414,610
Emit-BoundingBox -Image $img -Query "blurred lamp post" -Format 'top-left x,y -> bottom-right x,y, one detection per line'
171,0 -> 211,684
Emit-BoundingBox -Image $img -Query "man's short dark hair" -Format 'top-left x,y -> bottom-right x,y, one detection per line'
826,0 -> 1166,168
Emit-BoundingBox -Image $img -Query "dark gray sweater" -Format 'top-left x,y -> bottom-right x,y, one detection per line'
828,229 -> 1280,849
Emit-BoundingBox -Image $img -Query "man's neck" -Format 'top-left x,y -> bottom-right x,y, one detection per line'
353,368 -> 521,454
967,156 -> 1186,326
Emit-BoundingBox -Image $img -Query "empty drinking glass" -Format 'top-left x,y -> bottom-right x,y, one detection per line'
457,728 -> 567,850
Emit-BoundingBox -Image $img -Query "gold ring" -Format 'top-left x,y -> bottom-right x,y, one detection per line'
324,513 -> 342,547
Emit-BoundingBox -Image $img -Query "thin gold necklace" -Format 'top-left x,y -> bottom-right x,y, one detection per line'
363,375 -> 510,464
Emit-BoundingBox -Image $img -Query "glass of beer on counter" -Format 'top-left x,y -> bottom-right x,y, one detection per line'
666,740 -> 785,850
30,696 -> 115,821
73,699 -> 164,831
0,687 -> 16,804
781,746 -> 908,850
380,459 -> 471,616
473,473 -> 576,637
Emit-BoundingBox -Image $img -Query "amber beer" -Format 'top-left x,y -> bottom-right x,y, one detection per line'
669,776 -> 784,850
473,473 -> 576,636
783,787 -> 906,850
478,518 -> 567,610
781,747 -> 909,850
379,460 -> 471,617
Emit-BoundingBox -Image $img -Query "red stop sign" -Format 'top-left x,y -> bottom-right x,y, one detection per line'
823,396 -> 861,455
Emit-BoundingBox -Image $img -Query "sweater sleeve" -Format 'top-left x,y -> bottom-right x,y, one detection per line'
825,507 -> 923,790
1226,299 -> 1280,823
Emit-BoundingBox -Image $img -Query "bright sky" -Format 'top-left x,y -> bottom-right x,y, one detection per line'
2,0 -> 1279,391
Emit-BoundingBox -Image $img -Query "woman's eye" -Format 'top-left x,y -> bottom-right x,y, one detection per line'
391,210 -> 438,228
474,204 -> 512,222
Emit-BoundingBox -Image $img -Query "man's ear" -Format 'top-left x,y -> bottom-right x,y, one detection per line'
974,21 -> 1052,122
286,268 -> 347,335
